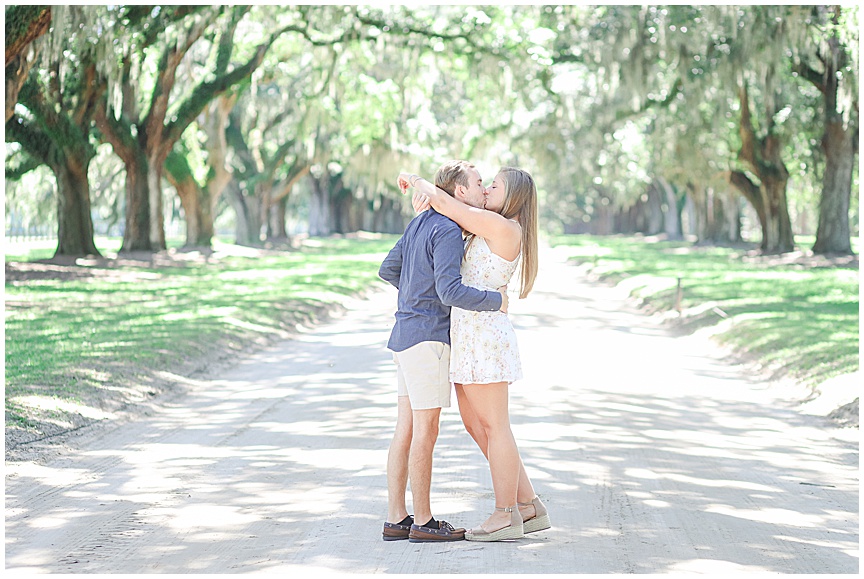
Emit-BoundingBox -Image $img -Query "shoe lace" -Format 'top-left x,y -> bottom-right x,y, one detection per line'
439,520 -> 456,532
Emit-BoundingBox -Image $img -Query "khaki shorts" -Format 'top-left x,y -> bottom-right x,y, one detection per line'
393,341 -> 451,410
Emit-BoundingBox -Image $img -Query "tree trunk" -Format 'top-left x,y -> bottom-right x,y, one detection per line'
196,95 -> 235,247
330,190 -> 354,235
644,184 -> 664,235
689,185 -> 710,242
52,153 -> 101,257
308,175 -> 332,236
164,148 -> 218,248
699,187 -> 741,244
722,189 -> 743,244
656,177 -> 682,240
811,75 -> 856,254
759,174 -> 794,253
732,82 -> 795,253
225,181 -> 262,246
593,199 -> 615,235
6,52 -> 104,258
267,197 -> 288,240
799,6 -> 857,255
147,157 -> 167,249
812,122 -> 854,254
94,9 -> 279,254
122,153 -> 156,252
167,171 -> 201,247
198,188 -> 216,246
681,190 -> 697,237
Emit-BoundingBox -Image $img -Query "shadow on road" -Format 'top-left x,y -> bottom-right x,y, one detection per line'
5,258 -> 858,574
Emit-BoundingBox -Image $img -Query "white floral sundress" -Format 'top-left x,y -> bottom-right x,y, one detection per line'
450,236 -> 523,385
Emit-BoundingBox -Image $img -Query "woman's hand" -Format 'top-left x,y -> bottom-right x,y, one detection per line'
397,172 -> 414,194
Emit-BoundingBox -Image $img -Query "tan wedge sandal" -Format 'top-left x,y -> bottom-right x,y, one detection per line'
518,496 -> 551,533
465,506 -> 524,542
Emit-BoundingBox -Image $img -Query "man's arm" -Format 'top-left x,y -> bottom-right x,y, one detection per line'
432,224 -> 503,312
379,236 -> 404,289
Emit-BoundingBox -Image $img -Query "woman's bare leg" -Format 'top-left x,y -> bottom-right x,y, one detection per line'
455,383 -> 537,519
458,382 -> 524,531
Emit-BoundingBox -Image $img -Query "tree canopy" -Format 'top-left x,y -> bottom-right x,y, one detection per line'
5,4 -> 859,256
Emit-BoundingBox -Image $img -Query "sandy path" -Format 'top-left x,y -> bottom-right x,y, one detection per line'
4,247 -> 858,574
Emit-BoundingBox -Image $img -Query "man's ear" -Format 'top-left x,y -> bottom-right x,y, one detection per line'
454,185 -> 466,200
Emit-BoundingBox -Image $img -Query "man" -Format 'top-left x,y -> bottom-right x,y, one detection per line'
378,160 -> 505,543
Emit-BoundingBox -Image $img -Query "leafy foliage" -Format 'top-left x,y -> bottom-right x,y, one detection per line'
3,4 -> 859,246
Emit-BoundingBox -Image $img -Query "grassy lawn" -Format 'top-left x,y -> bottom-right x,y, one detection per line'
550,234 -> 859,389
5,235 -> 398,436
6,232 -> 858,442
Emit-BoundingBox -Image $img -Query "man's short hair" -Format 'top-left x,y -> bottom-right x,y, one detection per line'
434,160 -> 475,197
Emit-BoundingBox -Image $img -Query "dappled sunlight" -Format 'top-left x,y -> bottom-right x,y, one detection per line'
5,462 -> 93,486
776,533 -> 859,556
704,505 -> 828,528
625,469 -> 777,493
166,504 -> 259,531
666,558 -> 774,573
11,395 -> 117,421
5,260 -> 857,573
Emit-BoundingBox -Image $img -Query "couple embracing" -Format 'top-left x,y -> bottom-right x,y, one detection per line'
378,160 -> 551,543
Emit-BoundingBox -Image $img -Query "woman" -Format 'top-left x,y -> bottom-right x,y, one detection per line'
397,165 -> 551,542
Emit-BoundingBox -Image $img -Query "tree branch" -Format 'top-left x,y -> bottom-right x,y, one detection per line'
271,164 -> 310,203
215,6 -> 249,75
5,5 -> 51,66
144,14 -> 212,152
728,170 -> 762,213
5,151 -> 44,180
71,61 -> 104,128
793,60 -> 827,95
164,17 -> 326,151
354,10 -> 498,56
5,114 -> 51,164
93,100 -> 140,167
263,139 -> 298,181
736,80 -> 759,171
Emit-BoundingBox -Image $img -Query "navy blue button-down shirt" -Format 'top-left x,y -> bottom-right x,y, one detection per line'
379,209 -> 502,352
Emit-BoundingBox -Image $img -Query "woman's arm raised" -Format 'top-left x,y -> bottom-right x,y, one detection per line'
397,172 -> 520,245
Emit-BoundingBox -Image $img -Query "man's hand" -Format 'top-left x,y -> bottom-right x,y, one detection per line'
498,286 -> 509,313
412,189 -> 431,214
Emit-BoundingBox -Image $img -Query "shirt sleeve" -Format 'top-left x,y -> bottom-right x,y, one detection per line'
432,224 -> 502,311
378,235 -> 404,289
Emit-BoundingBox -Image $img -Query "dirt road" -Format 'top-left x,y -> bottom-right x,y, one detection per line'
5,248 -> 858,574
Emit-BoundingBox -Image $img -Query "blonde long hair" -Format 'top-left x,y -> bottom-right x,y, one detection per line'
497,167 -> 538,299
464,167 -> 538,299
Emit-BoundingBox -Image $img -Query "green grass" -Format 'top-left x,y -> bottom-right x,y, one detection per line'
550,234 -> 859,389
4,235 -> 182,261
5,235 -> 399,432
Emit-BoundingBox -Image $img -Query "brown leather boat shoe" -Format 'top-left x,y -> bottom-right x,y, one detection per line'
382,516 -> 414,541
408,519 -> 466,542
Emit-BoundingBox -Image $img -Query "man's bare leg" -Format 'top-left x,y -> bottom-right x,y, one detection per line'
386,395 -> 413,523
408,407 -> 441,526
